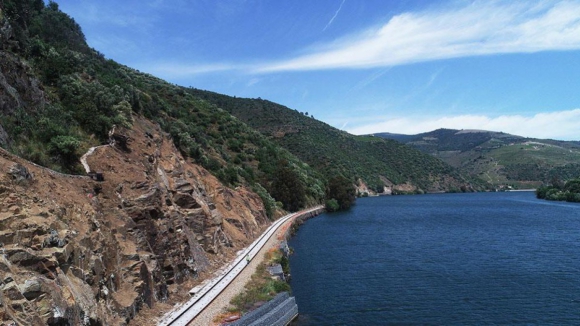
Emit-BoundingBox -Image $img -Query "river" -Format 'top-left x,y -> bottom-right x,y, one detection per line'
289,192 -> 580,325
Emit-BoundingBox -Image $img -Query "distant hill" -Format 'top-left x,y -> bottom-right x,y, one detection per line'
186,90 -> 486,194
372,132 -> 418,143
375,129 -> 580,189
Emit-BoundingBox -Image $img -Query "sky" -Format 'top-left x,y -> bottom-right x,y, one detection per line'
54,0 -> 580,140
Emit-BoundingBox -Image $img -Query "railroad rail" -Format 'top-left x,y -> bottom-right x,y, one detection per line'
158,206 -> 324,326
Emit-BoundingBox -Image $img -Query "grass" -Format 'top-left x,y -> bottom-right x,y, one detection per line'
228,248 -> 291,314
492,143 -> 580,166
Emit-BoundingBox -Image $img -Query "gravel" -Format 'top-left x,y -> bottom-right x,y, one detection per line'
188,217 -> 294,326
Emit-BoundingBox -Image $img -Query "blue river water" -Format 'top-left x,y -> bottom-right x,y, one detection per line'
288,192 -> 580,325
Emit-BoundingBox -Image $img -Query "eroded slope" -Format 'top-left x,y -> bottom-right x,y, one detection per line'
0,117 -> 272,325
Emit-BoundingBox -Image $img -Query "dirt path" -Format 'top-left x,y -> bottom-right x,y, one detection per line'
189,217 -> 294,326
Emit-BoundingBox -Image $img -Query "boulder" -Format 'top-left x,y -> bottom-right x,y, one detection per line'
19,278 -> 42,300
173,193 -> 200,209
210,210 -> 223,226
7,164 -> 32,184
174,179 -> 193,194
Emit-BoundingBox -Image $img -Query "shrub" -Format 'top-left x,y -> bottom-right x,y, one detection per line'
325,199 -> 340,212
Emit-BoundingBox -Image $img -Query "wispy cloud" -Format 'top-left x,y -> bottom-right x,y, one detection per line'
426,68 -> 444,88
323,0 -> 346,32
257,0 -> 580,72
346,109 -> 580,140
67,1 -> 157,28
247,78 -> 261,86
349,68 -> 391,92
144,63 -> 247,78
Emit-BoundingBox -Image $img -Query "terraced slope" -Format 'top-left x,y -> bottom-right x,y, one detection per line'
375,129 -> 580,189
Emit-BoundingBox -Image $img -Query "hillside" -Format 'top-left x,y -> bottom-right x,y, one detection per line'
375,129 -> 580,189
0,2 -> 483,324
0,115 -> 277,325
187,90 -> 485,194
0,0 -> 327,215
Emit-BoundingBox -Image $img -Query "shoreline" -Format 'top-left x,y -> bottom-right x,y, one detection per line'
186,206 -> 324,325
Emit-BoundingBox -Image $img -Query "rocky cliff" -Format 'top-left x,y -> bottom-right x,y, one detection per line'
0,117 -> 273,325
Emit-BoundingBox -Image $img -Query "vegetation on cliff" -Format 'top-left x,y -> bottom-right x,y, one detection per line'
536,178 -> 580,203
0,0 -> 325,214
186,89 -> 482,193
0,0 -> 481,217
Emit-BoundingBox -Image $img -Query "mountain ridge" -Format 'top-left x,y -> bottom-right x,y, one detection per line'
374,128 -> 580,189
186,89 -> 487,194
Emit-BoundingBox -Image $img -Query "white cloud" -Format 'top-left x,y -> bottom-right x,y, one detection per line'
257,0 -> 580,72
346,109 -> 580,140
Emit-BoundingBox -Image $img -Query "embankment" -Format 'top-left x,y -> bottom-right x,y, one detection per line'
226,206 -> 325,326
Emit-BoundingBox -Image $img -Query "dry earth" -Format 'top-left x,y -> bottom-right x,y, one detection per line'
0,116 -> 278,325
188,216 -> 293,326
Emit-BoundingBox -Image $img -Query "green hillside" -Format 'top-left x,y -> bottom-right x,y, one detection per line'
186,90 -> 485,193
0,0 -> 480,218
0,0 -> 325,213
376,129 -> 580,189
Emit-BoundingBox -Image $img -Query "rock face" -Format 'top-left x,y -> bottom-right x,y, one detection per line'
0,50 -> 46,115
0,117 -> 272,325
0,123 -> 10,147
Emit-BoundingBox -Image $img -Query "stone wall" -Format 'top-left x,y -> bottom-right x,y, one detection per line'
229,292 -> 298,326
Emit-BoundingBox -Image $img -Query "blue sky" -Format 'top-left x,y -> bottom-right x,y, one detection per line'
54,0 -> 580,140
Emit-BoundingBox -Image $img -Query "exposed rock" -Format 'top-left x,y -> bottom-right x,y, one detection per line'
19,278 -> 42,300
0,117 -> 273,325
0,10 -> 13,51
173,192 -> 200,209
174,178 -> 193,194
0,52 -> 46,114
0,123 -> 10,147
7,164 -> 32,184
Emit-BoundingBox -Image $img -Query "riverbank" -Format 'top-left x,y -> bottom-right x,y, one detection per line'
189,207 -> 324,325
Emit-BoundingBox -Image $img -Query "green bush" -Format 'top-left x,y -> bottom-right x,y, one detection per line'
325,199 -> 340,212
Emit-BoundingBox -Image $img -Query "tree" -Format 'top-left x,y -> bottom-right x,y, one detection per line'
325,199 -> 340,212
326,175 -> 356,211
270,160 -> 306,212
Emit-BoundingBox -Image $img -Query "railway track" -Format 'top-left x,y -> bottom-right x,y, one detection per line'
158,206 -> 323,326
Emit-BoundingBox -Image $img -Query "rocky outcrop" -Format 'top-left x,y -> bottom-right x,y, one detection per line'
0,123 -> 10,147
0,117 -> 273,325
0,9 -> 46,115
0,51 -> 46,115
0,10 -> 13,50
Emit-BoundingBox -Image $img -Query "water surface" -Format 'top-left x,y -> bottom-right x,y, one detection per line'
289,192 -> 580,325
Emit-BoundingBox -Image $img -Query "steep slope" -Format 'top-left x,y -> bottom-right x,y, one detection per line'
0,117 -> 273,325
0,2 -> 314,324
375,129 -> 580,188
0,1 -> 324,213
186,90 -> 484,193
